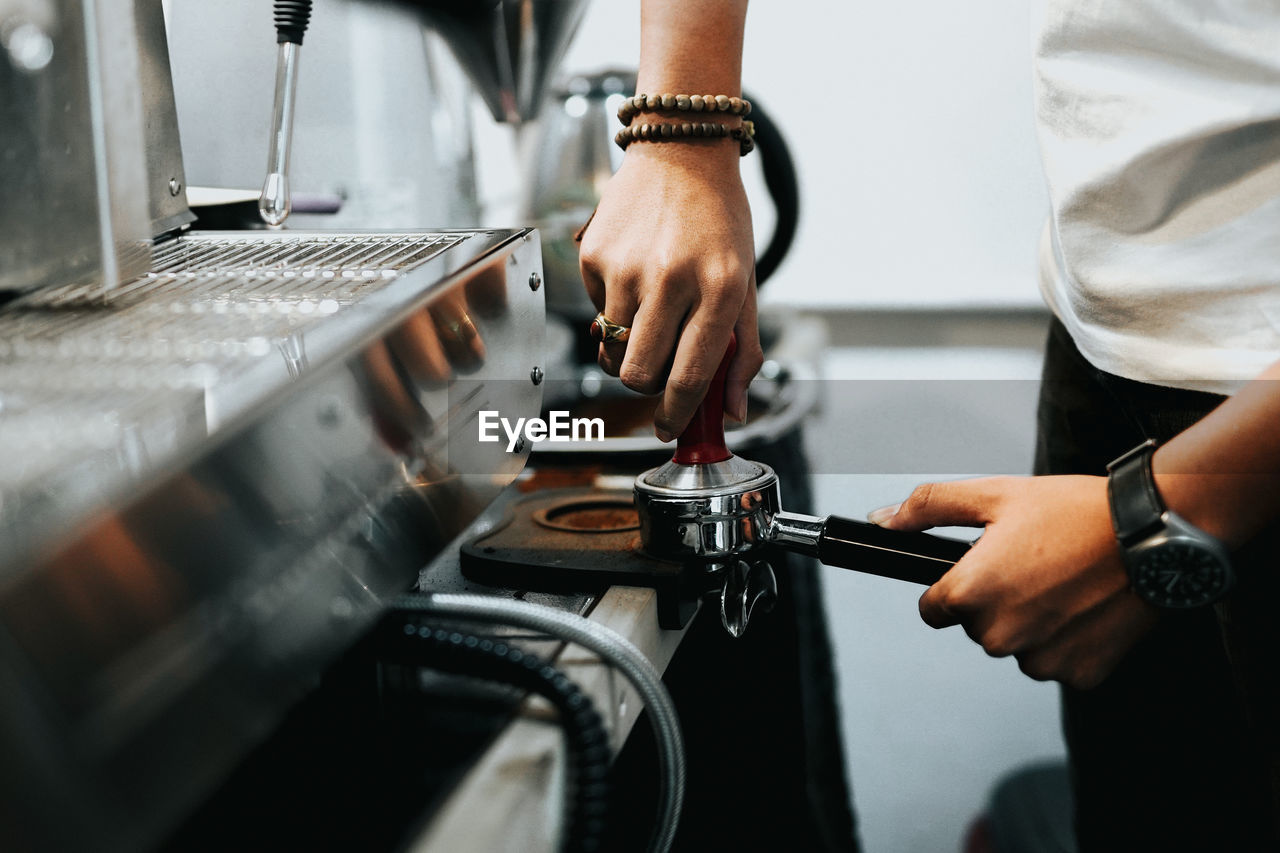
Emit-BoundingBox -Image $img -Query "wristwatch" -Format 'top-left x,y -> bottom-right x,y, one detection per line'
1106,439 -> 1234,609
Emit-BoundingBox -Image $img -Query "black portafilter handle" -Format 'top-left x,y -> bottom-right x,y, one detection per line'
275,0 -> 313,44
811,515 -> 971,585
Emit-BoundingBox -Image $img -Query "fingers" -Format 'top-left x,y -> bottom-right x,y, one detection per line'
653,299 -> 740,441
429,295 -> 485,373
1013,595 -> 1156,689
619,287 -> 686,394
917,548 -> 983,630
594,272 -> 641,378
918,583 -> 963,631
362,342 -> 427,451
463,257 -> 508,319
917,535 -> 1154,689
872,478 -> 1008,533
585,254 -> 751,441
579,201 -> 754,430
725,274 -> 763,423
581,245 -> 626,376
388,310 -> 451,386
881,478 -> 1007,632
579,241 -> 607,313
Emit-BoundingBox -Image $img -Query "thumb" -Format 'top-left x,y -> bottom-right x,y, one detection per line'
867,479 -> 1002,533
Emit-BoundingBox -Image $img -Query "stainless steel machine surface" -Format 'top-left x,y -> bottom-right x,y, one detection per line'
0,0 -> 662,850
0,0 -> 152,292
0,227 -> 547,853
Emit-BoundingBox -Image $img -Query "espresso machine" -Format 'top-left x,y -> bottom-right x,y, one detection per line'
167,0 -> 586,231
0,1 -> 566,849
0,3 -> 883,851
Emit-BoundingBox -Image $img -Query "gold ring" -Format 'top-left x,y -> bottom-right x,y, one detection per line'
590,312 -> 631,343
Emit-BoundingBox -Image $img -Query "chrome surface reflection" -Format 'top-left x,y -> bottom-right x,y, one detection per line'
0,228 -> 544,853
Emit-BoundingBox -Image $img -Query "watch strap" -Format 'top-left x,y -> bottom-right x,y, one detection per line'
1106,439 -> 1165,546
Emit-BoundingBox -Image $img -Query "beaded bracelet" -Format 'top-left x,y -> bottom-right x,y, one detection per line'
614,119 -> 756,156
617,92 -> 752,126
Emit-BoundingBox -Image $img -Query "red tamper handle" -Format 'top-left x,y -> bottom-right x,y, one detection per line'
674,334 -> 736,465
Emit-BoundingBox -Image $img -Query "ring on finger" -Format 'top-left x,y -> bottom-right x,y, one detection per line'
590,312 -> 631,343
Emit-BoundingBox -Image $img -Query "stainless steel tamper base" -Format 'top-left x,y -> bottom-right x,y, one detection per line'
634,454 -> 828,637
634,455 -> 780,563
634,454 -> 827,563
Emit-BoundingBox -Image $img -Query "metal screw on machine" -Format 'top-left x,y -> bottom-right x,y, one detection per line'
168,178 -> 183,197
633,335 -> 974,637
529,271 -> 542,291
258,0 -> 312,228
530,366 -> 544,385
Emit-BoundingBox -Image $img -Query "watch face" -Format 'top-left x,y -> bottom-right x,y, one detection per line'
1130,541 -> 1232,609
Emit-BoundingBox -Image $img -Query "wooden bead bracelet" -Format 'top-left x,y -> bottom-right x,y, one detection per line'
614,119 -> 756,156
617,92 -> 752,126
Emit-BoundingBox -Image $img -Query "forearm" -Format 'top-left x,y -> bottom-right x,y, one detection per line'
637,0 -> 747,95
629,0 -> 748,177
1154,360 -> 1280,548
578,0 -> 759,437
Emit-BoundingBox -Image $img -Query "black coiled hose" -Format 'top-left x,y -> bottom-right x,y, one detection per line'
748,91 -> 799,287
274,0 -> 313,44
380,619 -> 612,853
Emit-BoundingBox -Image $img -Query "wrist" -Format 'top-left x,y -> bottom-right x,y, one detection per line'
621,135 -> 743,175
1110,443 -> 1236,609
1151,447 -> 1244,547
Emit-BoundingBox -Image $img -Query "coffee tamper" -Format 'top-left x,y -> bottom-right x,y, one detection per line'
634,337 -> 972,636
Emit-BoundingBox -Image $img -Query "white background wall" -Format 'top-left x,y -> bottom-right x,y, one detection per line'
478,0 -> 1051,309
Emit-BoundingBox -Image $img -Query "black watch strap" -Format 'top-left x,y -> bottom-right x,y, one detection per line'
1106,439 -> 1165,546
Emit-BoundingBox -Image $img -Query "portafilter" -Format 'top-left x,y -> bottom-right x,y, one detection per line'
634,337 -> 972,634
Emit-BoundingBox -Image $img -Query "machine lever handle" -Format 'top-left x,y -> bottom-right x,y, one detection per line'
815,515 -> 971,586
673,334 -> 736,465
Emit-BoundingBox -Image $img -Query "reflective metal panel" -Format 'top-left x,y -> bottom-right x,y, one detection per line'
134,0 -> 193,235
0,228 -> 545,853
0,0 -> 151,292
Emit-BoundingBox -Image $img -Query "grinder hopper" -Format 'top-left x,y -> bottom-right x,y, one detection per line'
414,0 -> 589,124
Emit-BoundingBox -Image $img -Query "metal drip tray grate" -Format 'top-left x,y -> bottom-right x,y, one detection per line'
0,230 -> 473,489
0,231 -> 468,355
15,232 -> 468,309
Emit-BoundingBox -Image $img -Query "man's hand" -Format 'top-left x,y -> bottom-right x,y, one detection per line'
870,475 -> 1159,689
579,142 -> 762,440
576,0 -> 757,441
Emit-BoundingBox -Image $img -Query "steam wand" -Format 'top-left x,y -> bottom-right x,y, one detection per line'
259,1 -> 312,227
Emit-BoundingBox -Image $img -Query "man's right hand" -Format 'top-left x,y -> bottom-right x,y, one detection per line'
578,139 -> 763,441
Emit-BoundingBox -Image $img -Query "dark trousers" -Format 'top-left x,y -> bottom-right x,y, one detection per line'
604,427 -> 860,852
1035,319 -> 1280,851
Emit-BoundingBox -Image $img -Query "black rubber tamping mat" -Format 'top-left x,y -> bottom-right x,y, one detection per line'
459,487 -> 701,629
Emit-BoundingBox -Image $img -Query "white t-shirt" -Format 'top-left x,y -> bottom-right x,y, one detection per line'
1034,0 -> 1280,395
